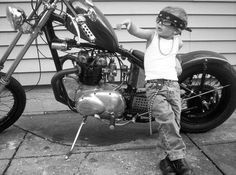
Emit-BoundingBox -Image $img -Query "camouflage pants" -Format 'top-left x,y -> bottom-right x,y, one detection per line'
145,79 -> 186,161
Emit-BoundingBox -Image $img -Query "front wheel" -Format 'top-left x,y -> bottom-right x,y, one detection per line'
179,61 -> 236,133
0,72 -> 26,133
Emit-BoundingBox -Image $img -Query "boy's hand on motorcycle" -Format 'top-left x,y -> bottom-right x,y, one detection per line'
116,23 -> 123,31
116,19 -> 131,30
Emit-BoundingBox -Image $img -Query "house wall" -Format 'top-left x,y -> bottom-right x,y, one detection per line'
0,0 -> 236,85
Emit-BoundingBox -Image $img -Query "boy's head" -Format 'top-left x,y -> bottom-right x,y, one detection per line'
156,6 -> 191,38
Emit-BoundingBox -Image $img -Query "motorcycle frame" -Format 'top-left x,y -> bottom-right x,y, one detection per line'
0,0 -> 143,110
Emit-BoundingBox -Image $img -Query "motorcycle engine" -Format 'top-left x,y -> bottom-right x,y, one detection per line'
63,49 -> 126,119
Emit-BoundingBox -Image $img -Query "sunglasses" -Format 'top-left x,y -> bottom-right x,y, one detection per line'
156,17 -> 177,28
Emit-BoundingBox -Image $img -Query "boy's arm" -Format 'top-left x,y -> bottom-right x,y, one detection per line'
176,36 -> 183,76
120,19 -> 153,40
179,39 -> 183,50
175,58 -> 182,76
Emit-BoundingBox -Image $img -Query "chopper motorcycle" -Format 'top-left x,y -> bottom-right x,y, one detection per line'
1,0 -> 236,159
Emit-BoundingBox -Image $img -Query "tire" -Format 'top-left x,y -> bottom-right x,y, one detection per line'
0,72 -> 26,133
179,61 -> 236,133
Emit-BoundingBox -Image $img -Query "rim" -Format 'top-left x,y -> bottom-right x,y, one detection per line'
0,88 -> 15,122
180,72 -> 229,124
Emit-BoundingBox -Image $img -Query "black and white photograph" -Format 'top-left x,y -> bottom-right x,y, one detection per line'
0,0 -> 236,174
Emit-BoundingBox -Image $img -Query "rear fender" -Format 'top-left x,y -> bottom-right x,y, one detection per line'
178,50 -> 229,70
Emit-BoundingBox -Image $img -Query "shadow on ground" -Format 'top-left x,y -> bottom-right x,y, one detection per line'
16,111 -> 159,146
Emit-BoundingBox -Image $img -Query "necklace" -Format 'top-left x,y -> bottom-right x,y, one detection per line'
158,36 -> 174,56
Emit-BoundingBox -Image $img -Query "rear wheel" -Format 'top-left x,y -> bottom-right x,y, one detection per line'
0,72 -> 26,133
179,62 -> 236,133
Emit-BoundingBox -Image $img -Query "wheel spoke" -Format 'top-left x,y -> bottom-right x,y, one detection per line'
181,71 -> 224,117
0,102 -> 13,109
0,89 -> 15,119
199,72 -> 206,90
0,109 -> 10,113
182,85 -> 229,101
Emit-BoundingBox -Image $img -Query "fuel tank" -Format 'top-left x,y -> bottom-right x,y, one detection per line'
66,0 -> 119,52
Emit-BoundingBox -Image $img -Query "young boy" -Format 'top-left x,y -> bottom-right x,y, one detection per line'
119,6 -> 194,175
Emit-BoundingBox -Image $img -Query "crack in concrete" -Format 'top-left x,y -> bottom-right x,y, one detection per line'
191,140 -> 236,146
6,153 -> 72,160
14,124 -> 74,147
74,151 -> 91,174
2,131 -> 28,175
186,134 -> 225,175
8,146 -> 157,160
0,158 -> 10,161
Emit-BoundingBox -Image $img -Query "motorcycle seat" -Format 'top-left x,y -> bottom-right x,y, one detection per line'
131,49 -> 144,62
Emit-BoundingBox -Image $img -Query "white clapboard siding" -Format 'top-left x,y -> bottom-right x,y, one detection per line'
0,0 -> 236,86
1,26 -> 236,45
1,14 -> 236,31
12,72 -> 56,86
1,40 -> 235,59
1,1 -> 236,17
1,22 -> 236,44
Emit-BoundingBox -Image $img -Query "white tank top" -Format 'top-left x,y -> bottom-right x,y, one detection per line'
144,33 -> 180,81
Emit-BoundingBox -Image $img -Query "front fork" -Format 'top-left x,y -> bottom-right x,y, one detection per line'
0,31 -> 23,90
0,0 -> 58,93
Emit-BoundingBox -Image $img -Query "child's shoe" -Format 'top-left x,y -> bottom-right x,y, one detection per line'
170,158 -> 195,175
159,157 -> 176,175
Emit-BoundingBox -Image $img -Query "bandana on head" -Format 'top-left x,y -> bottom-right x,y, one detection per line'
158,11 -> 192,32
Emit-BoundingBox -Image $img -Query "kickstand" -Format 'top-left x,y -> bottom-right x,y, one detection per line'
65,116 -> 87,160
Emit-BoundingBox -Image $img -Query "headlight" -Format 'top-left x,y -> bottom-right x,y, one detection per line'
6,6 -> 26,31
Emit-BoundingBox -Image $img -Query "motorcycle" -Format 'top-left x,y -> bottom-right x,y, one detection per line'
1,0 -> 236,159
